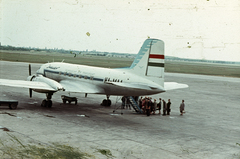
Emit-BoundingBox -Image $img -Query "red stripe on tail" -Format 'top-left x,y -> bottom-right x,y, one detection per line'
149,54 -> 164,59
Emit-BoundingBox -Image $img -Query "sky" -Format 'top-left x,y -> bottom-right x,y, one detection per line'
1,0 -> 240,61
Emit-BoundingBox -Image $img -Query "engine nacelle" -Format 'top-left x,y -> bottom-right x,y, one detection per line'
27,75 -> 64,91
27,75 -> 36,82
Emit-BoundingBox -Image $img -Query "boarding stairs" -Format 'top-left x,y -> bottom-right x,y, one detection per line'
127,96 -> 143,114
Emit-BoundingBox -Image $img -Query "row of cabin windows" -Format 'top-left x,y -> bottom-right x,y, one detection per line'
59,72 -> 93,80
105,77 -> 123,83
58,72 -> 123,82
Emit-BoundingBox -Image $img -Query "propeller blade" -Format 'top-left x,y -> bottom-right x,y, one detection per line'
29,64 -> 31,76
29,88 -> 32,98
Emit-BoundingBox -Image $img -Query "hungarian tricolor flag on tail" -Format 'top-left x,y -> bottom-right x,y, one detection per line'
129,39 -> 165,86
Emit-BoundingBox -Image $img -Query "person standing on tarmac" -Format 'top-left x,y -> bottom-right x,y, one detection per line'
138,97 -> 142,108
167,99 -> 171,115
153,99 -> 157,115
149,97 -> 153,114
142,97 -> 148,114
126,97 -> 131,110
162,99 -> 167,116
146,98 -> 151,116
180,100 -> 185,115
121,96 -> 125,109
158,98 -> 162,115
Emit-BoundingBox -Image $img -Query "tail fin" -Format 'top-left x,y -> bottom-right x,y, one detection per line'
129,39 -> 165,86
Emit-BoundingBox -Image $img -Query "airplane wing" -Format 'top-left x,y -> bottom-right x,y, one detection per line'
0,79 -> 56,91
164,82 -> 188,91
59,80 -> 104,93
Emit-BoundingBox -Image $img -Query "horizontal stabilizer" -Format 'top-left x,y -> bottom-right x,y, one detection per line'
0,79 -> 56,91
164,82 -> 188,91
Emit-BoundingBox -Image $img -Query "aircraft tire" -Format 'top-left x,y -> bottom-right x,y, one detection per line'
47,100 -> 52,108
107,100 -> 111,106
101,99 -> 111,106
41,99 -> 47,107
102,99 -> 107,106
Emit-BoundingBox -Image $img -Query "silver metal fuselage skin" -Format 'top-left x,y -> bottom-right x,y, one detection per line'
35,62 -> 165,96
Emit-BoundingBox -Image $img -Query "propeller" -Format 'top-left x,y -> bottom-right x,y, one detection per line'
29,88 -> 32,98
29,64 -> 31,76
29,64 -> 32,98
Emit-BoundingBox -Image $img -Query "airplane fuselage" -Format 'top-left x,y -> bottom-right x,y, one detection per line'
36,62 -> 165,96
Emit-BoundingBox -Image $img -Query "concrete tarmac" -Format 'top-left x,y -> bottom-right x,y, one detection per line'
0,61 -> 240,158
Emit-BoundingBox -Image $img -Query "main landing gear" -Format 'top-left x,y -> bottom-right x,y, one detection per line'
101,95 -> 111,106
41,93 -> 53,108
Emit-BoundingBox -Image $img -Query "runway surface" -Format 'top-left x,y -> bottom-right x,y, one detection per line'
0,61 -> 240,158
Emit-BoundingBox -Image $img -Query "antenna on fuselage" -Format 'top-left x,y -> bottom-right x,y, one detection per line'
61,59 -> 65,62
